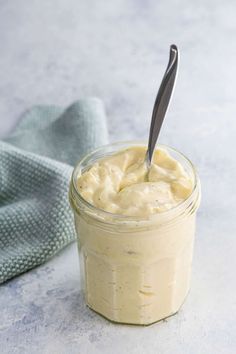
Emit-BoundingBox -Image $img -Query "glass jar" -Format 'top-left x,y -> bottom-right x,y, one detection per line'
69,141 -> 201,325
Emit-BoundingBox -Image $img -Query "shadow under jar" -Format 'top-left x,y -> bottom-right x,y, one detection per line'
69,141 -> 201,325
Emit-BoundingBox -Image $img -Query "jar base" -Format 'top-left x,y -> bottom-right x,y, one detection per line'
86,303 -> 179,326
86,291 -> 189,326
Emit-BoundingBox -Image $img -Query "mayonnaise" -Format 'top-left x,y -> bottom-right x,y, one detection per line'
71,144 -> 200,325
77,146 -> 193,216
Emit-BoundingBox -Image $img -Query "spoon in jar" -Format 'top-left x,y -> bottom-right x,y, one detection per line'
145,44 -> 179,168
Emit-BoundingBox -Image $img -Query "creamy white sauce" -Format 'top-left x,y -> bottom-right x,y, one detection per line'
77,146 -> 193,216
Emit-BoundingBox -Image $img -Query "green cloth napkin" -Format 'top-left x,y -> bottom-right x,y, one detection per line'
0,98 -> 108,283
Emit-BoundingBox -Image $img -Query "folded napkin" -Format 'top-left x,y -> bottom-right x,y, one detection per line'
0,98 -> 108,283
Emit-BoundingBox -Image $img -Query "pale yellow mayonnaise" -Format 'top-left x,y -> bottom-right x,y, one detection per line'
74,146 -> 198,325
77,146 -> 193,216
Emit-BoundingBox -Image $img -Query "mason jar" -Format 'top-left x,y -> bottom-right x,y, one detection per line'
69,141 -> 201,325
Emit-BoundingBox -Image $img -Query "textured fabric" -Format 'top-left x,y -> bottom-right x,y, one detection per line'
0,98 -> 108,283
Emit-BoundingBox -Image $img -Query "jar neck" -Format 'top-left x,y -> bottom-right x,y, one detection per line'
69,177 -> 201,232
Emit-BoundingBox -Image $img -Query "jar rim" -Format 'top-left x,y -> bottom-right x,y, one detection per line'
70,141 -> 200,223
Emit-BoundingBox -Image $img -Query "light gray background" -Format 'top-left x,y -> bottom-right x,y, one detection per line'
0,1 -> 235,353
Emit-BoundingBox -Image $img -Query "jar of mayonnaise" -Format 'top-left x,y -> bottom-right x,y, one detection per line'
69,142 -> 201,325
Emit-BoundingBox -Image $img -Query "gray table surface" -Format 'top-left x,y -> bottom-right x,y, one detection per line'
0,1 -> 235,353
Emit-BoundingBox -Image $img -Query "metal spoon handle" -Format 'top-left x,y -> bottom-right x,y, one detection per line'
146,44 -> 179,166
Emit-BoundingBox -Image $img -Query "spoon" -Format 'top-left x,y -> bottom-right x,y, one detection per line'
145,44 -> 179,168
